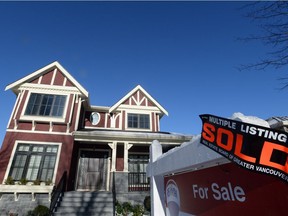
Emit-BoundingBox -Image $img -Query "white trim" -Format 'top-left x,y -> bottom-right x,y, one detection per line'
19,91 -> 70,124
68,94 -> 76,126
108,142 -> 117,172
74,96 -> 82,131
63,77 -> 67,86
51,68 -> 57,85
38,75 -> 42,84
5,61 -> 89,98
109,85 -> 168,116
125,111 -> 153,132
6,129 -> 73,136
90,112 -> 100,126
124,142 -> 133,172
8,91 -> 22,129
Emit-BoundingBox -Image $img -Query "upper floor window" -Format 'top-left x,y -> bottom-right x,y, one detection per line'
128,113 -> 150,129
9,144 -> 58,181
25,93 -> 66,117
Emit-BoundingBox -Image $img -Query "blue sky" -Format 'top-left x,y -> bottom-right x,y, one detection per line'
0,1 -> 287,145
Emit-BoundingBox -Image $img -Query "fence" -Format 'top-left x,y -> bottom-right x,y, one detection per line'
128,172 -> 150,191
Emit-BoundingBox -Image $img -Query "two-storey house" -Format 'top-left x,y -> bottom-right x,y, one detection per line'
0,61 -> 192,215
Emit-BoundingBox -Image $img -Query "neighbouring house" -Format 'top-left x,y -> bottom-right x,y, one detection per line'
0,61 -> 192,215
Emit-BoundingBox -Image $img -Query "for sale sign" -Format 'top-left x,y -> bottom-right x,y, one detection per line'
164,163 -> 288,216
199,114 -> 288,183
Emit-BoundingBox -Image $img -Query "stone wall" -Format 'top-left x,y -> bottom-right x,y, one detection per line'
0,193 -> 50,216
113,172 -> 150,206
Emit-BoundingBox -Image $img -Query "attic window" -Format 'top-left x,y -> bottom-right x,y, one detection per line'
25,93 -> 66,117
128,113 -> 150,129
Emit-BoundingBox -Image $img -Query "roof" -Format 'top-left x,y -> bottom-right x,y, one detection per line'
5,61 -> 89,98
266,116 -> 288,128
73,129 -> 192,145
109,85 -> 168,116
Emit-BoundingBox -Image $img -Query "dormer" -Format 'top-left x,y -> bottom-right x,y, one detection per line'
5,61 -> 89,132
109,85 -> 168,132
83,85 -> 168,132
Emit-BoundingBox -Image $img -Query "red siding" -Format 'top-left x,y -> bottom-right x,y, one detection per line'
35,122 -> 49,131
17,122 -> 32,130
41,70 -> 54,85
53,70 -> 65,86
31,77 -> 40,84
122,111 -> 126,130
123,98 -> 129,105
0,131 -> 74,186
116,145 -> 124,171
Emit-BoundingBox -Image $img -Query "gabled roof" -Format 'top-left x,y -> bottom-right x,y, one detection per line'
5,61 -> 89,98
109,85 -> 168,116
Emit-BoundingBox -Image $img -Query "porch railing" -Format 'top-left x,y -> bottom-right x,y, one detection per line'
49,171 -> 67,215
128,172 -> 150,191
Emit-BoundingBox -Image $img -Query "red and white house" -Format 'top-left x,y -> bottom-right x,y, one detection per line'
0,61 -> 192,211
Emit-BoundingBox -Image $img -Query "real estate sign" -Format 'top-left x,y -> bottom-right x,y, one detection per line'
164,114 -> 288,216
199,114 -> 288,183
164,163 -> 288,216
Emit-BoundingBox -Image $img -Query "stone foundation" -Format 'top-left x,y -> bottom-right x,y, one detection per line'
0,193 -> 50,216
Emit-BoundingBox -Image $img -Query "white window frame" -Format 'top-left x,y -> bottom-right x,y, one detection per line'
126,111 -> 152,131
3,141 -> 62,184
20,91 -> 69,123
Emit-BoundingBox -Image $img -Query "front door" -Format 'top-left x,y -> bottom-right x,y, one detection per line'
76,150 -> 109,191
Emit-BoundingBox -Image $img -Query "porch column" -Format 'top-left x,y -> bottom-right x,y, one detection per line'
108,141 -> 117,172
124,142 -> 133,172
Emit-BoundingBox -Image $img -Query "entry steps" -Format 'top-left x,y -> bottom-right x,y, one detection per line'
52,191 -> 114,216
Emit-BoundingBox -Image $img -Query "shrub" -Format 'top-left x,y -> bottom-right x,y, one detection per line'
19,178 -> 28,185
4,176 -> 15,185
45,178 -> 52,185
121,202 -> 133,216
33,179 -> 41,185
133,204 -> 145,216
26,205 -> 50,216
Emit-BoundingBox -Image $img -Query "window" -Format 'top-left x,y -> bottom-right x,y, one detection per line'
25,93 -> 66,117
128,113 -> 150,129
9,144 -> 58,181
128,154 -> 150,191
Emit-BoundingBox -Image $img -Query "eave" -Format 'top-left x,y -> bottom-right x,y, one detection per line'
73,130 -> 192,145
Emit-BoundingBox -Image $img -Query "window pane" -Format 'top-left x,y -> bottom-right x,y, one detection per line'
18,145 -> 30,152
32,146 -> 44,152
10,155 -> 27,180
26,155 -> 42,180
41,156 -> 56,180
46,146 -> 58,153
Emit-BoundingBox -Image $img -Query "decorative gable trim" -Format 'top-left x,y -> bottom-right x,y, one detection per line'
109,85 -> 168,116
5,61 -> 89,98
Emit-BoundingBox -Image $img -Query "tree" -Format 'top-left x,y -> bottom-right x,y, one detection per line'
239,1 -> 288,75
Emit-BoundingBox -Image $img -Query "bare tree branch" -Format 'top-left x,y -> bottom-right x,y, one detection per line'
238,0 -> 288,81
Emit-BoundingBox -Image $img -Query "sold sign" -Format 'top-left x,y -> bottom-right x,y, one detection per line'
200,114 -> 288,183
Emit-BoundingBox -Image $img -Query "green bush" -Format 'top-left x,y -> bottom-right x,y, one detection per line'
33,179 -> 41,185
4,176 -> 15,185
132,204 -> 145,216
19,178 -> 28,185
143,196 -> 151,212
116,200 -> 146,216
26,205 -> 50,216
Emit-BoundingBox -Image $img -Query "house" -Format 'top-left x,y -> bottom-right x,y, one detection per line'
0,61 -> 192,215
